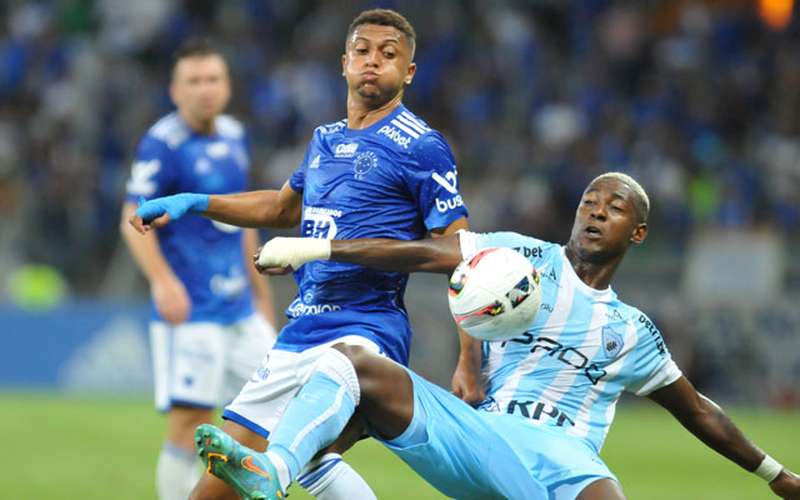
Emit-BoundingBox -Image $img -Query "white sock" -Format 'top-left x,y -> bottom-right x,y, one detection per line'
156,443 -> 201,500
266,450 -> 292,492
297,453 -> 377,500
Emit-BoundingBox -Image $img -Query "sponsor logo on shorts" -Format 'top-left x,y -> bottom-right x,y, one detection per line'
254,354 -> 270,381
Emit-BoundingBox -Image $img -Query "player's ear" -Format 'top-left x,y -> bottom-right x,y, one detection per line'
630,223 -> 647,245
341,53 -> 347,77
404,62 -> 416,85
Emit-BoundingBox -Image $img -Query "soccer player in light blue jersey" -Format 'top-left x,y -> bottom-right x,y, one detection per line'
129,9 -> 474,500
197,173 -> 800,499
120,39 -> 278,500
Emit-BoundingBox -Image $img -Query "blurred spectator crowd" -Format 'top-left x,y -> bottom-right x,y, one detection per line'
0,0 -> 798,405
1,0 -> 799,292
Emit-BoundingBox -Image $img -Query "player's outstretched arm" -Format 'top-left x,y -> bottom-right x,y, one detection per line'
254,235 -> 463,275
649,376 -> 800,498
129,181 -> 302,233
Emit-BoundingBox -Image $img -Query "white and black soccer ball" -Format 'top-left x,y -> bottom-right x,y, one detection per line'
448,247 -> 541,341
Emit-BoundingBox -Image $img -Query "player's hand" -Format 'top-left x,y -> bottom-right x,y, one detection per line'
254,237 -> 331,272
451,357 -> 485,405
130,193 -> 210,234
129,212 -> 171,234
770,469 -> 800,499
151,275 -> 191,325
253,246 -> 294,275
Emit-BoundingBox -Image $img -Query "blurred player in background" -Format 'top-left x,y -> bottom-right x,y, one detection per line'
131,9 -> 474,500
120,38 -> 278,500
201,173 -> 800,499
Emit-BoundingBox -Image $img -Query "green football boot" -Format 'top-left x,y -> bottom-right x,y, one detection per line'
195,424 -> 285,500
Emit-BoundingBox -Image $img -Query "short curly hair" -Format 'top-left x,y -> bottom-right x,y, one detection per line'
590,172 -> 651,223
346,9 -> 416,58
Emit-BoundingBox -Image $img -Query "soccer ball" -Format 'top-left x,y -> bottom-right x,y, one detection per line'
448,247 -> 541,341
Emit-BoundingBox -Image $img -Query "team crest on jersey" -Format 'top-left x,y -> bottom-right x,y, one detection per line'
602,326 -> 624,358
353,151 -> 378,179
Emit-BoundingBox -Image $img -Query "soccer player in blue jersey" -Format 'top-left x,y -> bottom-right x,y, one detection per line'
120,39 -> 279,500
198,172 -> 800,499
130,9 -> 474,500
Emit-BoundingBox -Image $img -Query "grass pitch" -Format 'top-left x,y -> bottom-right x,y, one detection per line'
2,392 -> 796,499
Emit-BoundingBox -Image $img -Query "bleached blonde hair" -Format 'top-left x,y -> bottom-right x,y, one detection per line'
590,172 -> 650,223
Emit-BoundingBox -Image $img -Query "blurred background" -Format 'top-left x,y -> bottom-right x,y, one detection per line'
1,0 -> 798,498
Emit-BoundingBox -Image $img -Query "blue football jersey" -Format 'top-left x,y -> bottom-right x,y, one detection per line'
275,105 -> 469,365
125,112 -> 254,324
459,231 -> 682,453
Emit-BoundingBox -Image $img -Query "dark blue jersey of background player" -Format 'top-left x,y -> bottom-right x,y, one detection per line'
126,112 -> 255,324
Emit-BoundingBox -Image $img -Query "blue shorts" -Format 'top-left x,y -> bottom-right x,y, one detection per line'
378,369 -> 548,499
378,369 -> 616,500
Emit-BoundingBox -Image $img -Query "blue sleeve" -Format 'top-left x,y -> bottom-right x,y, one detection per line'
289,137 -> 315,193
405,132 -> 469,231
625,311 -> 682,396
125,135 -> 177,202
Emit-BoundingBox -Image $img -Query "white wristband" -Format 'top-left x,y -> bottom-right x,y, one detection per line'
257,237 -> 331,269
754,455 -> 783,482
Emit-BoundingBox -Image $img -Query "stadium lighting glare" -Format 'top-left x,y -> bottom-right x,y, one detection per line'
759,0 -> 794,30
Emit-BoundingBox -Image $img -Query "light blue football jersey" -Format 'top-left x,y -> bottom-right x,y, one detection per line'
459,231 -> 682,454
275,105 -> 469,365
125,112 -> 254,324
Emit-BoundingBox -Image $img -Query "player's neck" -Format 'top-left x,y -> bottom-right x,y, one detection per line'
179,110 -> 216,135
564,243 -> 622,290
346,92 -> 402,130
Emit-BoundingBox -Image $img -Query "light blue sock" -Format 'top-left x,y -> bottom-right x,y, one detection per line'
267,349 -> 360,482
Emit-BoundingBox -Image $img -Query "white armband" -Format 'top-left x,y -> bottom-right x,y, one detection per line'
754,454 -> 783,482
257,237 -> 331,269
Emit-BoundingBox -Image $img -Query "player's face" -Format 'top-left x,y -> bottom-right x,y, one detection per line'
341,24 -> 416,105
171,54 -> 231,124
568,178 -> 647,262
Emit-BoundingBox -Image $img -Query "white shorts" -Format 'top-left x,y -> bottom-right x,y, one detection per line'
223,335 -> 381,438
150,313 -> 277,411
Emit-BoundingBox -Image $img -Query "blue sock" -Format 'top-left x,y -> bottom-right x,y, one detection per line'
267,350 -> 359,482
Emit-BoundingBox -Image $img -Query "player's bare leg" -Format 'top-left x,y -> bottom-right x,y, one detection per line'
167,406 -> 215,451
577,478 -> 626,500
331,344 -> 414,440
157,406 -> 214,500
